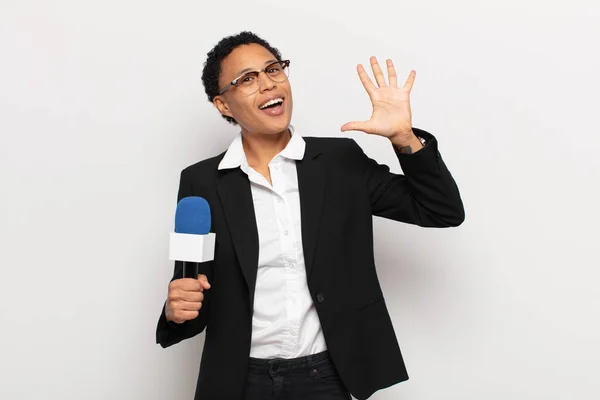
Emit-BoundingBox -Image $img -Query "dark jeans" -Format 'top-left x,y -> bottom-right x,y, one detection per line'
243,351 -> 351,400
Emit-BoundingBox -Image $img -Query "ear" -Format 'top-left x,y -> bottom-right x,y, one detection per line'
213,96 -> 233,119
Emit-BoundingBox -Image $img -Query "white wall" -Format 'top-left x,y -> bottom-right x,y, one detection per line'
1,1 -> 599,399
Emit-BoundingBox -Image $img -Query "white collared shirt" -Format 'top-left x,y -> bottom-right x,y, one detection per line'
218,128 -> 327,359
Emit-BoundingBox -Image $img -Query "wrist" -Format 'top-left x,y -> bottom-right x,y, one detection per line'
389,128 -> 415,145
390,132 -> 424,153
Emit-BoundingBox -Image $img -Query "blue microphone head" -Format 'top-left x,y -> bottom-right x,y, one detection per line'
174,196 -> 211,235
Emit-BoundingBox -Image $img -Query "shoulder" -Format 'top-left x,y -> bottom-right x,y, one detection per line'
303,136 -> 361,154
303,136 -> 355,146
302,136 -> 364,161
180,151 -> 226,181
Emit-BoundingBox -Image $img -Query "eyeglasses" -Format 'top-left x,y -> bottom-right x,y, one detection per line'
218,60 -> 291,96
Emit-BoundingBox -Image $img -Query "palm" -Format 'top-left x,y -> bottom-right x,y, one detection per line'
341,57 -> 415,139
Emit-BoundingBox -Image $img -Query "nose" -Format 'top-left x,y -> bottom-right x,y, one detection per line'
258,71 -> 276,93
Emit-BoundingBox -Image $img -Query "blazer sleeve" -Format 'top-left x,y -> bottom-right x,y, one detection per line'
352,128 -> 465,227
156,169 -> 212,348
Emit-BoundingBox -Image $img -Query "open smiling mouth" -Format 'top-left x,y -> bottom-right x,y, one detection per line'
258,97 -> 284,116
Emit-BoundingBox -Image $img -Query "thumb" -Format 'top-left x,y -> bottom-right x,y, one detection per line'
198,274 -> 211,290
341,120 -> 372,133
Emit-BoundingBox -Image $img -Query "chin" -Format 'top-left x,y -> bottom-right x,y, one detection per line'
272,119 -> 292,133
240,109 -> 293,135
259,115 -> 292,135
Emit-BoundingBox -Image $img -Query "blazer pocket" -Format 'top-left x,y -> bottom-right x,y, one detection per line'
355,294 -> 384,311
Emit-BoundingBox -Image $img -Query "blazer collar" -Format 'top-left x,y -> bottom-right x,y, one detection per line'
296,139 -> 326,282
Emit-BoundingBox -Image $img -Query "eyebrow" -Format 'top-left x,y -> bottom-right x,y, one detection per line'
236,59 -> 278,76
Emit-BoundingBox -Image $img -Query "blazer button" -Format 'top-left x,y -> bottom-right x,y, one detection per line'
316,293 -> 324,303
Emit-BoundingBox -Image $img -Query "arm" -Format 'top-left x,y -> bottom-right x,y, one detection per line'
156,169 -> 212,348
340,57 -> 464,226
351,128 -> 464,227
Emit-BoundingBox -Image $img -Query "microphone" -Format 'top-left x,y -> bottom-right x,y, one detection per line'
169,196 -> 216,279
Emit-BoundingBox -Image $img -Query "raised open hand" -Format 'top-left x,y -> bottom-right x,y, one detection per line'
341,57 -> 416,143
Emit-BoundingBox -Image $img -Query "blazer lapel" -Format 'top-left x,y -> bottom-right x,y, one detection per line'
297,140 -> 327,282
217,168 -> 259,307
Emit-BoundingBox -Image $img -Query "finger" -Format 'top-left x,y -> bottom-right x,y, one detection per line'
403,70 -> 416,92
370,56 -> 387,87
341,121 -> 372,133
198,274 -> 211,290
180,290 -> 204,303
178,300 -> 203,311
357,64 -> 376,95
173,310 -> 199,323
386,59 -> 397,87
177,278 -> 203,292
168,288 -> 203,303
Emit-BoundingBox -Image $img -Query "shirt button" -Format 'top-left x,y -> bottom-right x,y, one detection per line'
284,230 -> 289,236
316,293 -> 324,303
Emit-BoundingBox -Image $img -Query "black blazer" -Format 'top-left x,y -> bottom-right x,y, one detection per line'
156,128 -> 464,400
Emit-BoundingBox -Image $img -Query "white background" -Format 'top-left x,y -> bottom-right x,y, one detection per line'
1,1 -> 599,399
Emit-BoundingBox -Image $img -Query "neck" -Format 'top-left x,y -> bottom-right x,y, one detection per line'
241,128 -> 291,167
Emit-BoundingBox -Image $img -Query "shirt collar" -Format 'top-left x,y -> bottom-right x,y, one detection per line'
218,126 -> 306,171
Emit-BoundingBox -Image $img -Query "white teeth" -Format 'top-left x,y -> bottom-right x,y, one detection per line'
259,98 -> 283,109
